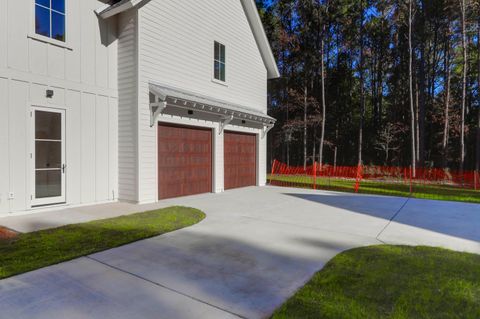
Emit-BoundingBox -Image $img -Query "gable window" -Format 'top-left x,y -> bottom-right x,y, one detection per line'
35,0 -> 66,42
214,41 -> 226,82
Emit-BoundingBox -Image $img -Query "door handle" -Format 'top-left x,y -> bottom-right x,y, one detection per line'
62,164 -> 66,173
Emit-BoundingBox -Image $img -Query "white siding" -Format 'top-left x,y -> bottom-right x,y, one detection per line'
0,0 -> 272,212
109,97 -> 119,201
137,0 -> 268,202
0,79 -> 10,212
8,81 -> 29,212
117,10 -> 138,202
65,90 -> 82,205
258,134 -> 267,186
96,95 -> 110,201
0,0 -> 6,69
0,0 -> 119,215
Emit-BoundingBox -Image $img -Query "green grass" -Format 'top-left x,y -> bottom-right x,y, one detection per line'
272,245 -> 480,319
0,206 -> 205,280
269,175 -> 480,204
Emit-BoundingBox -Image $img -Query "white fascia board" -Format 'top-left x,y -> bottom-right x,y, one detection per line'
241,0 -> 280,79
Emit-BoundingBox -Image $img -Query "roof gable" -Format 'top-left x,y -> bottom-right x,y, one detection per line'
95,0 -> 280,79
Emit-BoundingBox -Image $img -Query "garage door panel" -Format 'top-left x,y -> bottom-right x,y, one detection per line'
224,131 -> 256,190
158,124 -> 212,199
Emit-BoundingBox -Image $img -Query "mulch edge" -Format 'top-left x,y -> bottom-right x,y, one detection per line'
0,226 -> 19,241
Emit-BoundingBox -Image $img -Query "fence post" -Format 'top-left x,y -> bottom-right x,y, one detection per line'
269,159 -> 277,185
354,165 -> 362,193
313,161 -> 317,190
475,170 -> 479,191
409,166 -> 413,194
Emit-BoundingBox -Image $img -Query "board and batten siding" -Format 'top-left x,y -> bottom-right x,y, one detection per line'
0,0 -> 119,215
136,0 -> 269,203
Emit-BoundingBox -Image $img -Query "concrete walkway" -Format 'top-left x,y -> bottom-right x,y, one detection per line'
1,186 -> 479,319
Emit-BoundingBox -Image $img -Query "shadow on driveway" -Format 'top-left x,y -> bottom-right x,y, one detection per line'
284,192 -> 480,243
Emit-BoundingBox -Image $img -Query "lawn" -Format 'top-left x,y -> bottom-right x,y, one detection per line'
269,175 -> 480,204
0,206 -> 205,280
272,245 -> 480,319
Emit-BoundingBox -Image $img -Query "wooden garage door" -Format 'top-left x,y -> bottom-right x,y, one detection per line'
224,131 -> 256,190
158,123 -> 212,199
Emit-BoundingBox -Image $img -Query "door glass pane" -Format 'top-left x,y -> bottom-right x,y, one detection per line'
35,111 -> 61,140
36,141 -> 61,169
36,170 -> 61,198
34,110 -> 63,201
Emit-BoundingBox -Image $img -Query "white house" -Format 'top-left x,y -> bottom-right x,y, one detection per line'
0,0 -> 279,216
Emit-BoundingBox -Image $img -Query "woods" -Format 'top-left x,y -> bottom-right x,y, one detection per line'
258,0 -> 480,170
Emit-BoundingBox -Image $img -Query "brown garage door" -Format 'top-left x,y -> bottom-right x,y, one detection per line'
158,123 -> 212,199
224,131 -> 256,190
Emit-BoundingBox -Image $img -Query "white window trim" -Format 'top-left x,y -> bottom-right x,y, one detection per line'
29,0 -> 72,50
212,41 -> 228,86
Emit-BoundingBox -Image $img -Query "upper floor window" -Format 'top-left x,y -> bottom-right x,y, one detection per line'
214,41 -> 226,82
35,0 -> 65,42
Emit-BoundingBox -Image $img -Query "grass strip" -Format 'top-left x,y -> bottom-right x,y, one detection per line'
272,245 -> 480,319
0,206 -> 205,279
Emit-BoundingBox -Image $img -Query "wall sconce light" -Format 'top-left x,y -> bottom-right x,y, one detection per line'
46,90 -> 54,98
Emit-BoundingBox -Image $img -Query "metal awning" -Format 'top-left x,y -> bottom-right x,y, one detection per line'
149,83 -> 276,135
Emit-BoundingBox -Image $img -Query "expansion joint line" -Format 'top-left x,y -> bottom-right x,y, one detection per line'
375,197 -> 411,242
85,256 -> 246,319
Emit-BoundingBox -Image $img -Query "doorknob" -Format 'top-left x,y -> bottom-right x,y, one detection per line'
62,164 -> 66,173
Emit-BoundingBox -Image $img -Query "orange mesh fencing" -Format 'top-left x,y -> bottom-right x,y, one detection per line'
268,159 -> 480,202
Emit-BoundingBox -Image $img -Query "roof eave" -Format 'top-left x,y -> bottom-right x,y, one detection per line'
96,0 -> 280,79
242,0 -> 280,79
95,0 -> 143,19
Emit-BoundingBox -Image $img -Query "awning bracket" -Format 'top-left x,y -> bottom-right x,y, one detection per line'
219,115 -> 234,134
262,123 -> 274,138
149,89 -> 167,127
150,101 -> 167,127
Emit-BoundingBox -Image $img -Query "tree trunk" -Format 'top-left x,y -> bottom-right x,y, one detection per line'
319,37 -> 326,168
358,0 -> 365,165
442,30 -> 451,169
303,83 -> 308,169
460,0 -> 467,172
476,15 -> 480,172
408,0 -> 417,176
418,45 -> 426,167
415,80 -> 420,162
416,0 -> 426,168
312,125 -> 316,167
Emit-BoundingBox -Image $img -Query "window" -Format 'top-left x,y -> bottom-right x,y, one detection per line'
214,41 -> 226,82
35,0 -> 65,42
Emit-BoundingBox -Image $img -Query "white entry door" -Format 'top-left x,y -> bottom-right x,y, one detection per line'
31,107 -> 66,206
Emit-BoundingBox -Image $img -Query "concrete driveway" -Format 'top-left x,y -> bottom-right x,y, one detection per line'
1,186 -> 479,319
